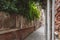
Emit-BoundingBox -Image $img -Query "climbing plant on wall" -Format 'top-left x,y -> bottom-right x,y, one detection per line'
0,0 -> 42,21
27,1 -> 41,20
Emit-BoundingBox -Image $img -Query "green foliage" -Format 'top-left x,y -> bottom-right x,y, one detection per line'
27,1 -> 41,20
0,0 -> 41,21
0,0 -> 18,13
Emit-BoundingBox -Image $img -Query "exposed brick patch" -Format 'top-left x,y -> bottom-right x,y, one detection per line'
0,27 -> 34,40
21,27 -> 34,40
0,32 -> 16,40
55,0 -> 60,39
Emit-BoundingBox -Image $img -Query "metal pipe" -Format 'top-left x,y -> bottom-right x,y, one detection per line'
47,0 -> 50,40
52,0 -> 55,40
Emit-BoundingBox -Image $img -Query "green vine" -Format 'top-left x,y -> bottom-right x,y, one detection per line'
28,1 -> 41,20
0,0 -> 42,21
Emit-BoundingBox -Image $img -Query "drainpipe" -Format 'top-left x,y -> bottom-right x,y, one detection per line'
47,0 -> 50,40
52,0 -> 55,40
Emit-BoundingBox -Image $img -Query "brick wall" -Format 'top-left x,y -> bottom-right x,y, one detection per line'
55,0 -> 60,33
55,0 -> 60,39
0,27 -> 35,40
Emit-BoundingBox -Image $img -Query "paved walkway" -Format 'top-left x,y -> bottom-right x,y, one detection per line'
25,9 -> 46,40
25,25 -> 46,40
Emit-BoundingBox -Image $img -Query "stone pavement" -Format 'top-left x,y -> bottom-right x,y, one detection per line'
25,26 -> 46,40
25,9 -> 46,40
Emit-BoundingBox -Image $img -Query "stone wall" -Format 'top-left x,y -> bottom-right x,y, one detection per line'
0,11 -> 41,30
0,12 -> 16,30
0,11 -> 41,40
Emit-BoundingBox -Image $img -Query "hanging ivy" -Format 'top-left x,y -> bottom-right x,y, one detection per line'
27,1 -> 41,20
0,0 -> 42,21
